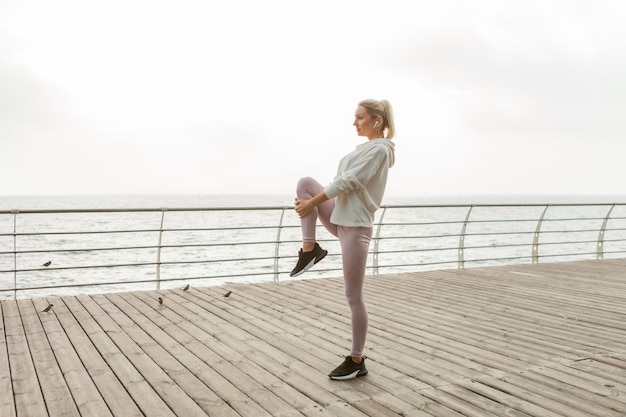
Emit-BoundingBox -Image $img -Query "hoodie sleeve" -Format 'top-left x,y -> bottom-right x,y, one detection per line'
324,144 -> 391,199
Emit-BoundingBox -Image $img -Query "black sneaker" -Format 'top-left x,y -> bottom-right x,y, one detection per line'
289,243 -> 327,277
328,356 -> 368,380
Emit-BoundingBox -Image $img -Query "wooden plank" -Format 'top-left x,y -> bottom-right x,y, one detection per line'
369,270 -> 624,356
127,288 -> 353,417
107,291 -> 258,417
88,293 -> 211,417
473,375 -> 599,417
18,298 -> 81,417
436,384 -> 530,417
3,299 -> 48,417
125,289 -> 284,417
158,285 -> 432,416
363,275 -> 614,364
520,364 -> 626,415
568,357 -> 626,388
180,283 -> 460,416
275,277 -> 531,383
456,379 -> 566,417
61,295 -> 145,417
0,302 -> 17,417
75,294 -> 180,417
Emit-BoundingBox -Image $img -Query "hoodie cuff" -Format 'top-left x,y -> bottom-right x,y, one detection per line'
323,184 -> 341,200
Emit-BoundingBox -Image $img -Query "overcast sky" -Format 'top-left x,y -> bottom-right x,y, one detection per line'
1,0 -> 625,198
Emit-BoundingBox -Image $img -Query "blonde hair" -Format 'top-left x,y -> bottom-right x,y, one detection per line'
358,99 -> 395,139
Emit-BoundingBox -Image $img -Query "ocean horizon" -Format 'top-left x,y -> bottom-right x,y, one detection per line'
2,193 -> 626,211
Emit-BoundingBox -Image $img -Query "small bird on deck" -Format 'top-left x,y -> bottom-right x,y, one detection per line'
42,303 -> 53,313
158,297 -> 164,306
223,291 -> 232,298
42,261 -> 52,267
182,284 -> 190,292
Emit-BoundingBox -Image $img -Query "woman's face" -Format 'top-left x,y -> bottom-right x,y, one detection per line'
353,106 -> 379,139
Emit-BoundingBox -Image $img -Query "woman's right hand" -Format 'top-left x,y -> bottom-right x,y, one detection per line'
294,198 -> 314,218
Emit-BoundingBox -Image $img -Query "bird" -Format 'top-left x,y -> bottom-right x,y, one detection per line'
42,261 -> 52,267
183,284 -> 190,292
223,291 -> 232,298
42,303 -> 53,313
158,297 -> 164,306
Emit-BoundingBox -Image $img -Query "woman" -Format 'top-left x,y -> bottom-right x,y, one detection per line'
290,99 -> 396,380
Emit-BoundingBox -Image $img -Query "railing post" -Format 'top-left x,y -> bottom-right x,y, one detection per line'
597,204 -> 615,260
156,208 -> 167,290
274,208 -> 286,282
532,205 -> 549,264
12,210 -> 18,299
458,206 -> 473,269
372,206 -> 388,275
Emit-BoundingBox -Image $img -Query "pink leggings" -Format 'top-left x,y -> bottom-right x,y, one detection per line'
296,177 -> 372,357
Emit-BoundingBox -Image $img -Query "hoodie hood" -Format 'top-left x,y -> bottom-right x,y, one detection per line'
358,138 -> 395,168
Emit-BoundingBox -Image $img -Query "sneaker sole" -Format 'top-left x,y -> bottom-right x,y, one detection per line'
329,369 -> 368,381
290,250 -> 327,277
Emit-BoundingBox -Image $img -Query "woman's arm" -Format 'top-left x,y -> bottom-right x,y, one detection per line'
295,191 -> 329,218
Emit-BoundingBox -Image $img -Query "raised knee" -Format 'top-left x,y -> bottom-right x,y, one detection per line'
296,177 -> 317,196
297,176 -> 315,188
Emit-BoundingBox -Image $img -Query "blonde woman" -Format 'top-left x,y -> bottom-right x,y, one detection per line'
290,99 -> 396,380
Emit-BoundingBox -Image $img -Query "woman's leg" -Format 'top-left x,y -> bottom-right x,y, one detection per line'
296,177 -> 337,242
337,225 -> 372,358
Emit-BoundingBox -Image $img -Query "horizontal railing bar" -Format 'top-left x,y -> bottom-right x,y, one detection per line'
536,251 -> 599,259
0,240 -> 279,256
0,262 -> 157,274
369,259 -> 465,269
3,221 -> 625,240
0,206 -> 295,215
0,246 -> 158,255
0,225 -> 282,238
378,231 -> 533,240
3,202 -> 622,216
602,250 -> 626,255
375,244 -> 532,256
377,221 -> 467,227
381,215 -> 626,226
377,228 -> 626,242
383,218 -> 605,227
4,225 -> 618,242
377,234 -> 464,240
0,230 -> 159,237
469,216 -> 607,223
0,255 -> 286,274
375,216 -> 626,228
378,231 -> 541,241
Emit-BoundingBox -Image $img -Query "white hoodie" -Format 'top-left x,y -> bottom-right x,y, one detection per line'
324,138 -> 396,227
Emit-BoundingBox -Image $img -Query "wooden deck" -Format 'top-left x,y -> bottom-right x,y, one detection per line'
1,259 -> 625,417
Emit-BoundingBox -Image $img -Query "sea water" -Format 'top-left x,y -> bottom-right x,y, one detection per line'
1,194 -> 625,300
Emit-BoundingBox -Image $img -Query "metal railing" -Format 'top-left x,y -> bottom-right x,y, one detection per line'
1,203 -> 625,299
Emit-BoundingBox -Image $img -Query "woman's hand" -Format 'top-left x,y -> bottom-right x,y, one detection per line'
294,198 -> 315,218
